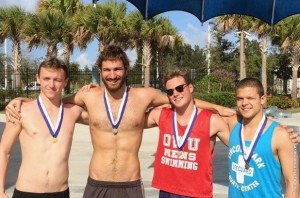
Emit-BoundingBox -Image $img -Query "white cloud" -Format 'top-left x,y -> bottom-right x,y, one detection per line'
181,29 -> 208,48
186,23 -> 200,33
0,0 -> 39,12
75,53 -> 94,69
126,49 -> 138,67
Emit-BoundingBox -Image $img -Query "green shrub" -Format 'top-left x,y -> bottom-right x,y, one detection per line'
193,92 -> 236,108
194,71 -> 236,94
267,96 -> 299,109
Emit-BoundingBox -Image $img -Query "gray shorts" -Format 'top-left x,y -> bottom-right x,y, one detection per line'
83,176 -> 144,198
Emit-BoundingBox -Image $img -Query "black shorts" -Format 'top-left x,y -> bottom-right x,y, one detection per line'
12,188 -> 70,198
83,176 -> 144,198
159,190 -> 190,198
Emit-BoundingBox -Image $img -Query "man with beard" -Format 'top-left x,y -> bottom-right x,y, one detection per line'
5,45 -> 236,198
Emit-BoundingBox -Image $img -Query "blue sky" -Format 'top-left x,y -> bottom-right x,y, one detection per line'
0,0 -> 215,69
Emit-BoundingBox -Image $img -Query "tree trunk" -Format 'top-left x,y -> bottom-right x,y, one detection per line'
261,35 -> 267,95
239,31 -> 246,80
291,54 -> 299,100
12,40 -> 22,88
142,41 -> 152,87
283,79 -> 288,94
157,50 -> 164,89
98,41 -> 105,86
47,44 -> 58,58
63,46 -> 71,94
63,46 -> 71,66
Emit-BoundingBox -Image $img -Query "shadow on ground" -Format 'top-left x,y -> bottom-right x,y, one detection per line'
0,121 -> 21,190
213,141 -> 229,186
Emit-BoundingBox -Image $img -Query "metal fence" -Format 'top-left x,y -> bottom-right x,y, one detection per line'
0,68 -> 159,110
0,68 -> 298,110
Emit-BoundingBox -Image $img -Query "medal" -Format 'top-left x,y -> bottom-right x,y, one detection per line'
112,128 -> 118,135
37,96 -> 64,143
245,163 -> 250,170
239,115 -> 267,169
177,150 -> 183,157
104,87 -> 129,135
173,105 -> 198,152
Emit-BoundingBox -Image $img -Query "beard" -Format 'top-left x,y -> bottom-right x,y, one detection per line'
102,76 -> 126,92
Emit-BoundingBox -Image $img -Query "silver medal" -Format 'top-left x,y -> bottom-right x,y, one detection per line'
112,128 -> 118,135
104,87 -> 128,136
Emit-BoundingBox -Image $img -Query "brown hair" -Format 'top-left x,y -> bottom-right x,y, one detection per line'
38,58 -> 69,79
236,77 -> 264,97
164,67 -> 192,86
97,45 -> 129,70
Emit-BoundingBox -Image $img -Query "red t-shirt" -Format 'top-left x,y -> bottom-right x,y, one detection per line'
152,108 -> 213,197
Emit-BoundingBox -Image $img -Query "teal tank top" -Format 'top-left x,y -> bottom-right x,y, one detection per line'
228,120 -> 282,198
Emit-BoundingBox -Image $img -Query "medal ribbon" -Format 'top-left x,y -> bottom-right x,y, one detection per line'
172,105 -> 198,150
104,86 -> 128,130
37,96 -> 64,138
239,114 -> 267,166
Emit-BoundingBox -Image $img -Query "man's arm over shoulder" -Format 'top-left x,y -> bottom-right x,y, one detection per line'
194,99 -> 236,117
144,107 -> 162,129
5,97 -> 33,121
63,86 -> 101,107
210,113 -> 230,146
274,125 -> 299,198
143,87 -> 170,108
0,120 -> 22,196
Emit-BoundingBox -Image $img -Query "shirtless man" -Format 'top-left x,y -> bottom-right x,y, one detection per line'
62,45 -> 235,197
5,45 -> 236,198
0,58 -> 88,198
145,67 -> 229,197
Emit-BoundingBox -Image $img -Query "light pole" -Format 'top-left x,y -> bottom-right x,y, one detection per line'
4,38 -> 7,89
206,22 -> 214,93
207,22 -> 213,76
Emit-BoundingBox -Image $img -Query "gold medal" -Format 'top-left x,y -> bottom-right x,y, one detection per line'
52,137 -> 58,143
177,150 -> 183,157
245,163 -> 250,170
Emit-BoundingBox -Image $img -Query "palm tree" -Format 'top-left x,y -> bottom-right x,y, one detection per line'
0,6 -> 28,88
37,0 -> 82,14
271,16 -> 300,100
154,17 -> 181,88
74,0 -> 131,54
251,18 -> 272,95
127,12 -> 179,87
37,0 -> 83,65
73,0 -> 132,86
23,10 -> 65,58
216,15 -> 252,80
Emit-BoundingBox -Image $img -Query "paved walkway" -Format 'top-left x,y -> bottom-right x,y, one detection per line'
1,113 -> 300,197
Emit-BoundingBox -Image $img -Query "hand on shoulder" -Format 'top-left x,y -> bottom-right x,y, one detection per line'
5,97 -> 33,123
79,83 -> 100,92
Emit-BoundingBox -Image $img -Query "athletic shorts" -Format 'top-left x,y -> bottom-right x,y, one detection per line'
83,176 -> 144,198
12,188 -> 70,198
159,190 -> 190,198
